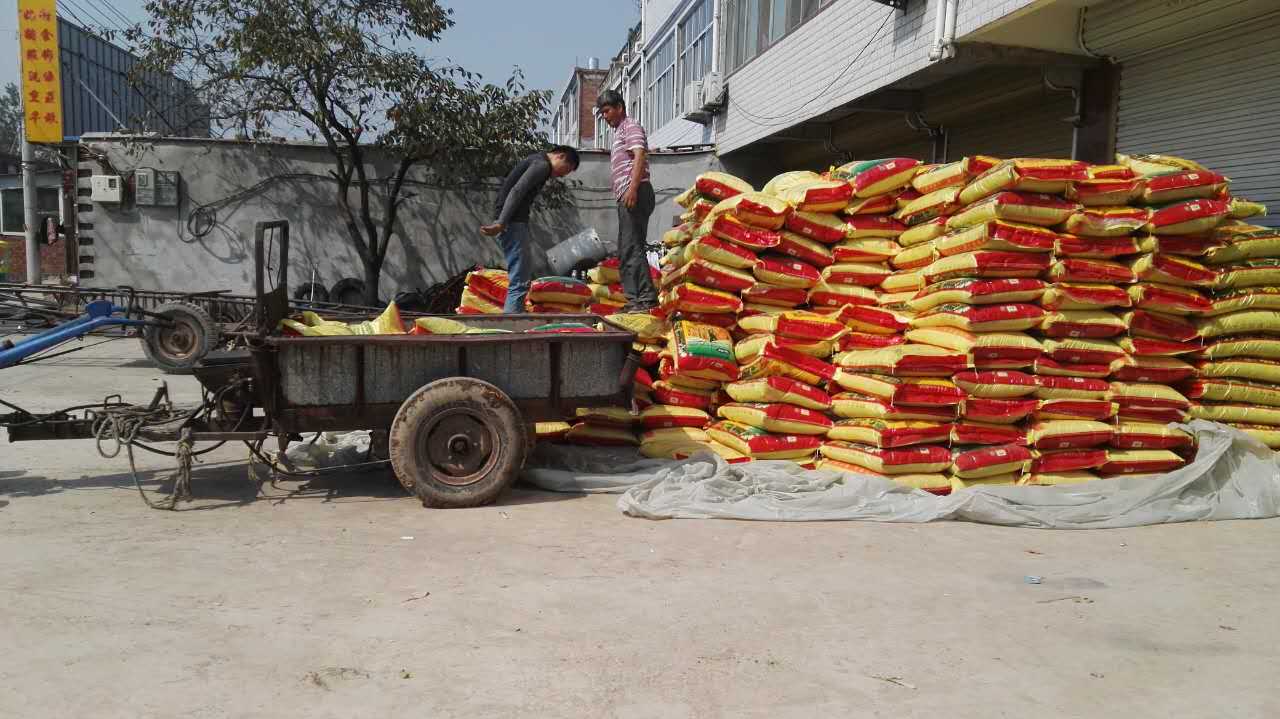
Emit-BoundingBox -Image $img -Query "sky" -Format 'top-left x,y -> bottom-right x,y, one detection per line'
1,0 -> 638,110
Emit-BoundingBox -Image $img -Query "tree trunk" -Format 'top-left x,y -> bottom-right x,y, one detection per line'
363,257 -> 382,306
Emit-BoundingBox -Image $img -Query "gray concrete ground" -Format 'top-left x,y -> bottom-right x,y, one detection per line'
2,336 -> 1279,718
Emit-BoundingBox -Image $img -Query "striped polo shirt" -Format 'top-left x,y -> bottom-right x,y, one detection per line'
610,116 -> 650,200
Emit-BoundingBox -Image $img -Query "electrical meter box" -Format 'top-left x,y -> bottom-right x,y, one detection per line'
91,175 -> 123,203
135,168 -> 180,206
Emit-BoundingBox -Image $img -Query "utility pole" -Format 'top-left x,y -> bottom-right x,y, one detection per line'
22,134 -> 40,284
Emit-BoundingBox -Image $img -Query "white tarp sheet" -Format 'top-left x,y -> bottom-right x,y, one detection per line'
521,421 -> 1280,528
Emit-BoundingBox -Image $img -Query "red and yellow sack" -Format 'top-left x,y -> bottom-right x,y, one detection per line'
1060,206 -> 1151,237
953,370 -> 1038,398
1034,375 -> 1110,401
535,421 -> 572,442
1190,403 -> 1280,426
912,303 -> 1045,333
1030,448 -> 1108,474
909,278 -> 1046,312
707,192 -> 792,230
1112,422 -> 1194,450
880,270 -> 926,294
951,421 -> 1026,446
1054,234 -> 1142,258
1120,309 -> 1197,341
707,420 -> 822,460
528,276 -> 592,305
923,251 -> 1051,283
573,406 -> 638,428
1033,356 -> 1111,379
831,392 -> 957,422
958,158 -> 1088,205
1027,420 -> 1113,450
687,234 -> 759,270
1202,225 -> 1280,265
1196,358 -> 1280,385
833,373 -> 965,406
652,380 -> 715,409
1067,178 -> 1141,206
1200,336 -> 1280,361
457,288 -> 504,314
912,158 -> 973,195
906,327 -> 1043,369
738,342 -> 837,386
844,192 -> 900,216
1109,355 -> 1196,383
896,186 -> 966,226
819,442 -> 952,474
1204,287 -> 1280,316
1120,152 -> 1208,178
951,444 -> 1033,479
834,157 -> 922,197
754,256 -> 822,288
835,344 -> 968,377
739,282 -> 806,308
717,402 -> 833,435
1099,449 -> 1185,476
661,283 -> 743,315
1040,310 -> 1126,339
776,178 -> 854,213
820,262 -> 892,287
705,213 -> 783,250
739,309 -> 850,342
1131,253 -> 1217,287
844,215 -> 907,239
935,220 -> 1059,256
695,171 -> 753,201
960,397 -> 1039,425
808,281 -> 878,310
1145,199 -> 1231,235
1046,258 -> 1136,284
1034,399 -> 1117,422
891,243 -> 940,271
1213,258 -> 1280,290
1140,170 -> 1228,205
899,216 -> 951,247
1125,283 -> 1211,315
828,419 -> 952,448
639,404 -> 710,430
785,211 -> 849,244
1041,337 -> 1125,365
1136,233 -> 1219,257
777,231 -> 836,267
1118,336 -> 1201,356
832,238 -> 900,263
724,376 -> 833,410
465,269 -> 510,305
1185,379 -> 1280,408
947,192 -> 1080,230
662,257 -> 756,293
1040,282 -> 1131,311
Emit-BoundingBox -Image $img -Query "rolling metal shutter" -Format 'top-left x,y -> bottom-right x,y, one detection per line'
1086,3 -> 1280,227
945,91 -> 1076,161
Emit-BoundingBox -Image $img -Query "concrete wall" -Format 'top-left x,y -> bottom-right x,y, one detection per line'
76,136 -> 720,297
715,0 -> 1040,154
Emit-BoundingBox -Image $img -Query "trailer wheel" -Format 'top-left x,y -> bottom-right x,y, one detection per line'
140,301 -> 220,374
329,277 -> 366,306
389,378 -> 527,508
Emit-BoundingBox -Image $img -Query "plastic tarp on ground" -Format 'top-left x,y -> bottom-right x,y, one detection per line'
521,421 -> 1280,529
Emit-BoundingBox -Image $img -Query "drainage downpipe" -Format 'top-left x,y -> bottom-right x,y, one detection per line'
928,0 -> 960,62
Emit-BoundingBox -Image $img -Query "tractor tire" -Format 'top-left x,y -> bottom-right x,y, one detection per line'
389,378 -> 527,508
140,301 -> 220,374
329,277 -> 367,307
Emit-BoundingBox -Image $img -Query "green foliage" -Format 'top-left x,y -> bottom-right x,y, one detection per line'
1,83 -> 23,156
124,0 -> 559,302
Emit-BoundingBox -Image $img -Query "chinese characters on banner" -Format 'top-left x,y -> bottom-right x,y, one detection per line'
17,0 -> 63,144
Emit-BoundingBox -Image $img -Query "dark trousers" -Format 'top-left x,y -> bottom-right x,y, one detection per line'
617,181 -> 658,304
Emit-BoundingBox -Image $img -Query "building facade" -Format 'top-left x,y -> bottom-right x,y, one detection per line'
549,64 -> 609,149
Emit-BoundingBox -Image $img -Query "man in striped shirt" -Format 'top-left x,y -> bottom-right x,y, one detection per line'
596,90 -> 658,311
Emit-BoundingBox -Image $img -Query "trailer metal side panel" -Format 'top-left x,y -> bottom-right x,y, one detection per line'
278,343 -> 358,406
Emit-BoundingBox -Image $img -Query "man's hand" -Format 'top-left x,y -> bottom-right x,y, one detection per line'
623,186 -> 638,209
480,222 -> 504,237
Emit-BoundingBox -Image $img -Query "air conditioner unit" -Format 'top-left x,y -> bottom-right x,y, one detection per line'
700,72 -> 725,109
681,81 -> 711,124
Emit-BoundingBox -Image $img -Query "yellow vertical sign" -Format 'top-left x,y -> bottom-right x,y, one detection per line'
17,0 -> 63,143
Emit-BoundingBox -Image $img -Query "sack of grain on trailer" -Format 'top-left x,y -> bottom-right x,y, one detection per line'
457,288 -> 504,314
958,158 -> 1088,205
528,277 -> 592,306
466,268 -> 510,305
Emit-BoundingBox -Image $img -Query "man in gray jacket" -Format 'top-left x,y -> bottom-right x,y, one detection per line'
481,146 -> 580,312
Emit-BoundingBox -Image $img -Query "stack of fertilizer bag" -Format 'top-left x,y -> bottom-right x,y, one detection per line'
459,267 -> 602,315
545,153 -> 1276,492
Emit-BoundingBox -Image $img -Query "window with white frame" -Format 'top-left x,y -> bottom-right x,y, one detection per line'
725,0 -> 831,75
678,0 -> 715,113
645,33 -> 676,130
0,187 -> 59,235
626,63 -> 643,129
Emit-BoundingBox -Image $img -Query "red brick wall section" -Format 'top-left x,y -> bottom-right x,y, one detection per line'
0,237 -> 67,281
577,70 -> 608,145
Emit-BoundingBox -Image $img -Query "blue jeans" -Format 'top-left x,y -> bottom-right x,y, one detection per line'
498,222 -> 532,313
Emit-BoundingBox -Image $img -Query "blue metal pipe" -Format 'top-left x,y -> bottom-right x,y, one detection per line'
0,300 -> 150,369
